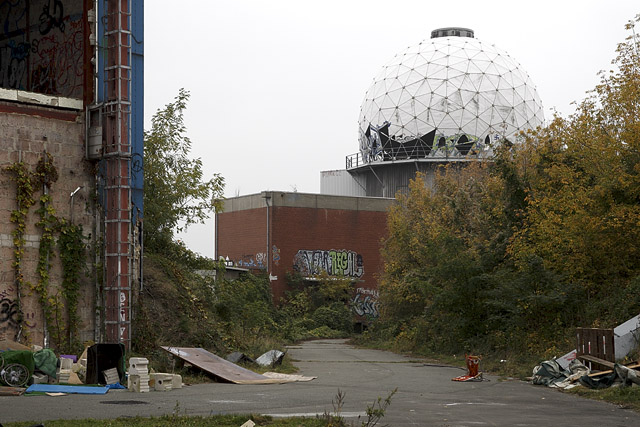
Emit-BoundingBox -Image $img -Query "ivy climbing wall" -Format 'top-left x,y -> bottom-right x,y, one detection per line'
0,99 -> 97,350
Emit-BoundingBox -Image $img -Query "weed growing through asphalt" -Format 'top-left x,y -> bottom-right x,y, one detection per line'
320,388 -> 398,427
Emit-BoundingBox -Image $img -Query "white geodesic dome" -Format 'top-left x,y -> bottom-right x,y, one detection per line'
358,29 -> 544,163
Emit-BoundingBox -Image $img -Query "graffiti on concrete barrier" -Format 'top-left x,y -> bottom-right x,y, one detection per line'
352,287 -> 379,318
293,249 -> 364,278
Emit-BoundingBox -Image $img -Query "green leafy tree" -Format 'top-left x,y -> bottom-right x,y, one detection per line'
143,89 -> 225,251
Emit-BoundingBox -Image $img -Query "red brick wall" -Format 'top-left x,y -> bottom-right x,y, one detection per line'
216,208 -> 268,269
217,203 -> 389,305
270,206 -> 388,302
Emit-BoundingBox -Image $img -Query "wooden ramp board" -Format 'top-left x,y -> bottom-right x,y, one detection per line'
161,347 -> 283,384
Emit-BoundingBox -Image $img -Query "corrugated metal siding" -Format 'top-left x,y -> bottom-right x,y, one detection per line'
353,162 -> 445,198
320,170 -> 366,196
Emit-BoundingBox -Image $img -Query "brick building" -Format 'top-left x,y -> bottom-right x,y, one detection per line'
215,192 -> 394,320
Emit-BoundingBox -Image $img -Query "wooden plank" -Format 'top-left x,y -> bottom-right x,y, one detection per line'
578,354 -> 615,369
576,327 -> 615,363
587,362 -> 640,378
161,347 -> 282,384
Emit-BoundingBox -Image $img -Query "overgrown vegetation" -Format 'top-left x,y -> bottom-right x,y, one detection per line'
133,246 -> 357,373
5,414 -> 329,427
359,16 -> 640,376
321,388 -> 397,427
4,153 -> 87,353
136,92 -> 357,374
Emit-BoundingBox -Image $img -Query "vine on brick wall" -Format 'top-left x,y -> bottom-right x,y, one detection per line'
58,219 -> 86,351
33,153 -> 65,349
5,155 -> 86,352
4,161 -> 37,342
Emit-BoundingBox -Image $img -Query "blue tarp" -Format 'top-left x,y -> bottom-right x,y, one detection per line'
26,384 -> 110,394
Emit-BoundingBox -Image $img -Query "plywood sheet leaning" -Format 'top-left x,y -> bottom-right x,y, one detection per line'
161,347 -> 284,384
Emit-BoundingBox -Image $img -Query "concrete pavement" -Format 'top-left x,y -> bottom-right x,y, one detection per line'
1,338 -> 638,426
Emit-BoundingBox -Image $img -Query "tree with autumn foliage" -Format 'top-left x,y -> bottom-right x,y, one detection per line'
508,15 -> 640,326
372,16 -> 640,361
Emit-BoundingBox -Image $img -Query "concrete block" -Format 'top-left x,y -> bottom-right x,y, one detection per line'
128,374 -> 150,393
32,373 -> 48,384
129,366 -> 148,375
60,357 -> 73,370
171,374 -> 182,389
150,373 -> 173,391
102,367 -> 120,385
129,358 -> 149,375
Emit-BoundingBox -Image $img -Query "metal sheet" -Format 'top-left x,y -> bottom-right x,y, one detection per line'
161,347 -> 278,384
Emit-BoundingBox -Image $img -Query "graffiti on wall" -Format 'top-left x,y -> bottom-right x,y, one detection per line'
293,249 -> 364,278
0,297 -> 19,334
272,245 -> 280,266
235,253 -> 267,269
0,0 -> 84,98
0,285 -> 15,300
352,287 -> 379,318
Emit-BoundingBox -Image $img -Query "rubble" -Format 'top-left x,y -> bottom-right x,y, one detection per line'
255,350 -> 285,367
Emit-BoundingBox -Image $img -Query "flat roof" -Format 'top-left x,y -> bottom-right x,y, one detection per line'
221,191 -> 395,213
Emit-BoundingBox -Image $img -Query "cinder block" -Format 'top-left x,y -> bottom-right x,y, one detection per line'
128,374 -> 150,393
60,357 -> 73,370
32,373 -> 48,384
171,374 -> 182,389
150,373 -> 173,391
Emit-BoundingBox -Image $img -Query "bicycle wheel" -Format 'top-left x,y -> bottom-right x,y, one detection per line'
2,363 -> 29,387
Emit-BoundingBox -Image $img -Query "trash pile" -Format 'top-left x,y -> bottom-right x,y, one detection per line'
1,340 -> 314,397
161,346 -> 315,384
532,358 -> 640,390
0,340 -> 182,396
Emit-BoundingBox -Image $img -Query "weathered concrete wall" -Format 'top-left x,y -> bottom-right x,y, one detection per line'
0,99 -> 96,347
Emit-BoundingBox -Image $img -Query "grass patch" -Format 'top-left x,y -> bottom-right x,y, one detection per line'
5,414 -> 328,427
566,385 -> 640,411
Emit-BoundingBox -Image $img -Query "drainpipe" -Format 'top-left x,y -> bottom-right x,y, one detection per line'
262,192 -> 271,274
69,186 -> 83,224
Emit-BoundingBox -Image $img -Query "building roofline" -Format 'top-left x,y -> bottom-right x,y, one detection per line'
220,191 -> 395,213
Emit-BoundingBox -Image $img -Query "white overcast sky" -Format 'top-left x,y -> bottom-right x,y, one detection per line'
144,1 -> 639,257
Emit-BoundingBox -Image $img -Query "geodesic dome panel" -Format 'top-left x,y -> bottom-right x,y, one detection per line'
357,34 -> 544,163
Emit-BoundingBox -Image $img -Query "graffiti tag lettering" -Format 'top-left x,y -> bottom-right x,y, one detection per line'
352,288 -> 379,318
235,253 -> 267,269
39,0 -> 65,35
293,249 -> 364,278
0,297 -> 19,332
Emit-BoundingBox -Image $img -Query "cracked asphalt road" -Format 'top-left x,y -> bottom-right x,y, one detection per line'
1,339 -> 638,426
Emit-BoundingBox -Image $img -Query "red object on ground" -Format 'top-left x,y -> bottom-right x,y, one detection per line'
452,355 -> 483,382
